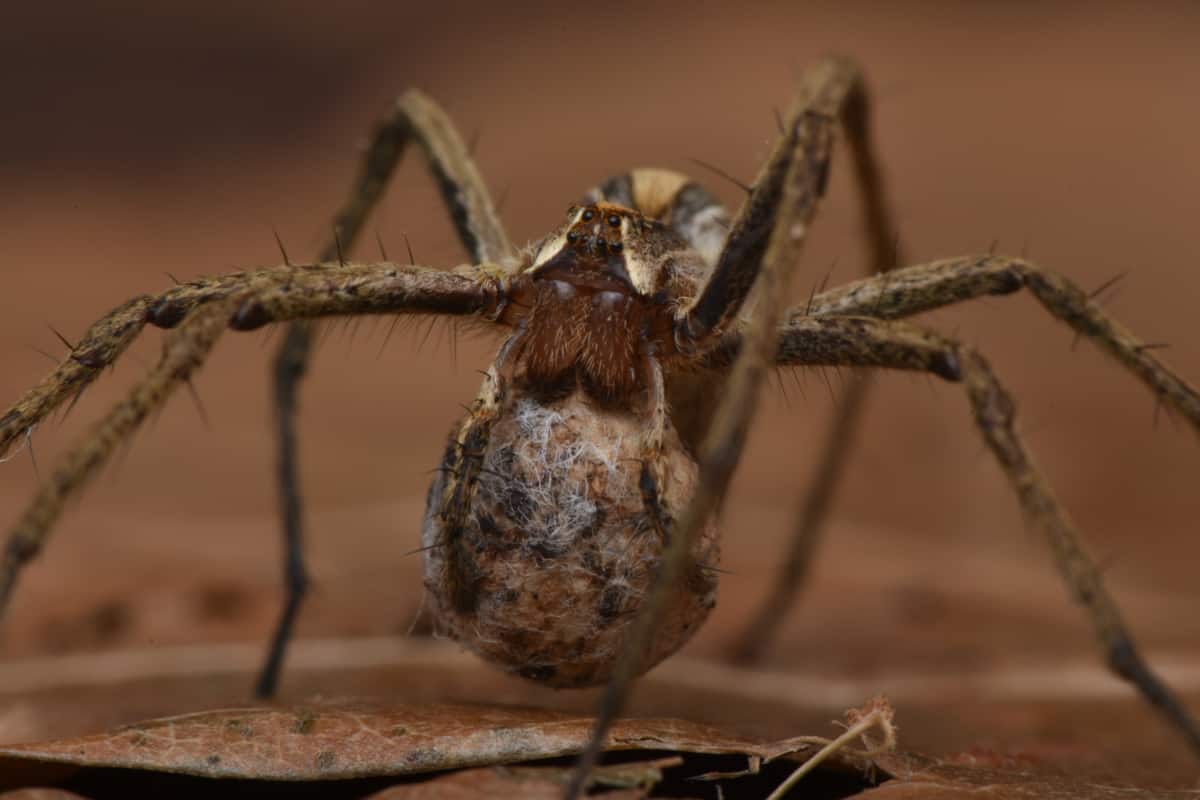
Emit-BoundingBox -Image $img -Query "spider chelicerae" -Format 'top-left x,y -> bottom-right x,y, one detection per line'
1,56 -> 1198,786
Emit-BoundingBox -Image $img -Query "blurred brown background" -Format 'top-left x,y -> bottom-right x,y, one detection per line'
1,0 -> 1199,766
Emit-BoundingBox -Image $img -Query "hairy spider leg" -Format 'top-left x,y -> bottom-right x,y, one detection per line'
0,262 -> 501,646
762,312 -> 1200,756
733,54 -> 905,665
567,56 -> 851,800
258,90 -> 515,698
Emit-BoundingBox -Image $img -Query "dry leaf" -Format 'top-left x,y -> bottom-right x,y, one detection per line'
1,691 -> 1195,798
362,758 -> 680,799
362,768 -> 647,800
0,702 -> 785,781
866,752 -> 1200,799
0,701 -> 868,799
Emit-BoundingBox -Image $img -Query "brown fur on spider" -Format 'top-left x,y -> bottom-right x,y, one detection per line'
1,56 -> 1200,774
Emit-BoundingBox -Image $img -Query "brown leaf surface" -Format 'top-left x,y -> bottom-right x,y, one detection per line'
2,638 -> 1198,787
362,759 -> 679,800
3,688 -> 1200,797
865,753 -> 1200,799
363,769 -> 645,800
0,701 -> 805,782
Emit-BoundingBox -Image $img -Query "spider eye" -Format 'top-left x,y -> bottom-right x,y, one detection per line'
606,214 -> 620,227
566,231 -> 579,243
610,241 -> 623,252
581,208 -> 595,222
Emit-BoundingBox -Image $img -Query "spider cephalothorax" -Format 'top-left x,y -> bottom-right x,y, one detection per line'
504,203 -> 688,405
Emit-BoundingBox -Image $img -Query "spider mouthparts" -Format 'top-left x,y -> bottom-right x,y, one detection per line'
532,248 -> 636,296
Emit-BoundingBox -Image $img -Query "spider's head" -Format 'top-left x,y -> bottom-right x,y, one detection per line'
527,203 -> 692,299
499,203 -> 705,405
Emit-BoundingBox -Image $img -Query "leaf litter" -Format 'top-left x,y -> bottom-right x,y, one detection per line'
0,693 -> 1197,798
0,699 -> 897,798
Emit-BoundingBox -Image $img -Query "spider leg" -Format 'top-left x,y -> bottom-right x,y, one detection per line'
732,54 -> 905,665
567,57 -> 848,800
0,264 -> 502,650
0,299 -> 237,617
767,314 -> 1200,757
0,296 -> 152,460
637,354 -> 675,539
437,374 -> 505,614
433,332 -> 521,614
798,254 -> 1200,426
261,89 -> 513,698
732,370 -> 872,664
674,57 -> 857,350
0,262 -> 380,457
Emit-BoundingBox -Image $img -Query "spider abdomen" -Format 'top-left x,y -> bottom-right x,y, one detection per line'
421,392 -> 719,688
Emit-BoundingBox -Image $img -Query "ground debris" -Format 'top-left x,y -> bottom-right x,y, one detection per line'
0,700 -> 880,798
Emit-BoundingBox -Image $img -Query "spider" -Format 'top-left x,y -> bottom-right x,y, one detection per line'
1,56 -> 1198,786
